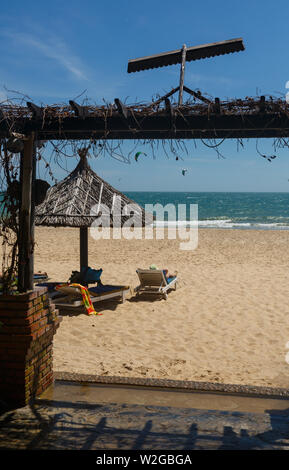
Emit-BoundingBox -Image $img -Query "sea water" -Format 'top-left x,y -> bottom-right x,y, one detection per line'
2,191 -> 289,231
125,192 -> 289,230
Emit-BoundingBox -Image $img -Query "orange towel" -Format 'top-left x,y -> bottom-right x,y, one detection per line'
56,283 -> 102,316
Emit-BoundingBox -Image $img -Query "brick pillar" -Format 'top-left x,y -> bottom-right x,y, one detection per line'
0,286 -> 62,408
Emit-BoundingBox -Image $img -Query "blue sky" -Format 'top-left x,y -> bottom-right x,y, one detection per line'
1,0 -> 289,191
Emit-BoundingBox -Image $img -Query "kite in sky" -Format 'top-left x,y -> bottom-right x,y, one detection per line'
135,151 -> 147,162
260,154 -> 277,163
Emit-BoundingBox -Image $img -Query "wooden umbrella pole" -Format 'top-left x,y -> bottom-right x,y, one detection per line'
80,226 -> 88,273
18,133 -> 36,292
178,44 -> 187,106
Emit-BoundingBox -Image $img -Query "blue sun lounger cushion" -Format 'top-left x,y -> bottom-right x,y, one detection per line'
166,276 -> 176,284
81,267 -> 103,284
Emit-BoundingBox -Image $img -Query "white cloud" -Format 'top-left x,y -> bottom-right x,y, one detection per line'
2,30 -> 88,81
0,27 -> 127,102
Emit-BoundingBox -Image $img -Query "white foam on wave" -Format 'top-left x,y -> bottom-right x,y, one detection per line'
153,219 -> 289,230
154,220 -> 198,228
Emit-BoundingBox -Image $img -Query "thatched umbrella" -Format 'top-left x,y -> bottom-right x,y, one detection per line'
35,150 -> 151,272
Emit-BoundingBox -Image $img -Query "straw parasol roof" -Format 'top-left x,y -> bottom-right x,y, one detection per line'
35,150 -> 152,272
35,152 -> 150,228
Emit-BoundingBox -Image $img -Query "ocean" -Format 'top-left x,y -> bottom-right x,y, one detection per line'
2,191 -> 289,231
125,192 -> 289,230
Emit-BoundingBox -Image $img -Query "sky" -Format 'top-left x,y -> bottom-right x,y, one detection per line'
1,0 -> 289,192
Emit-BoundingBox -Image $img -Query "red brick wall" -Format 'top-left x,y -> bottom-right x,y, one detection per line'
0,287 -> 62,407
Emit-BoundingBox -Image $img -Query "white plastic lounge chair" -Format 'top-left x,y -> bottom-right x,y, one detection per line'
51,284 -> 130,309
134,269 -> 177,300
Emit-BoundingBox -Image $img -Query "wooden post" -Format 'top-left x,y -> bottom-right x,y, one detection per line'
259,95 -> 266,113
80,226 -> 88,272
214,97 -> 221,114
27,142 -> 36,289
18,133 -> 35,292
178,44 -> 187,106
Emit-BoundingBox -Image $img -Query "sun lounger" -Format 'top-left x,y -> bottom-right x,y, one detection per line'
0,273 -> 49,295
33,273 -> 49,282
35,282 -> 67,299
52,283 -> 130,309
134,269 -> 178,300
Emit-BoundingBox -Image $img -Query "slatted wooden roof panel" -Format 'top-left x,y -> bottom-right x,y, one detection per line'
127,38 -> 245,73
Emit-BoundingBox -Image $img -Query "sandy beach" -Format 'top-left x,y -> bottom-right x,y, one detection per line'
33,226 -> 289,389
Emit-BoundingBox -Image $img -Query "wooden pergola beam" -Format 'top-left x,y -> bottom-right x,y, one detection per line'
214,97 -> 221,114
151,87 -> 180,106
69,100 -> 89,119
182,86 -> 212,104
1,98 -> 289,140
27,102 -> 43,119
114,98 -> 129,120
0,113 -> 288,140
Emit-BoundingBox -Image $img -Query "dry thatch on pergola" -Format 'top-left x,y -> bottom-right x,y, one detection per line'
35,153 -> 150,228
